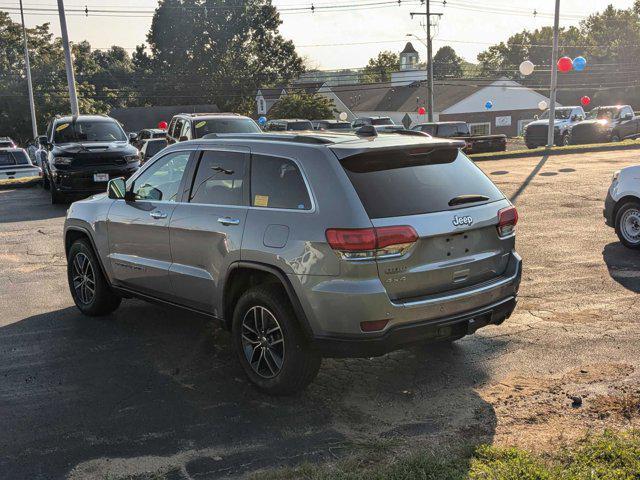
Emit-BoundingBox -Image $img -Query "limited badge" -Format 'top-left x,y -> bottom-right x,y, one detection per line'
254,195 -> 269,207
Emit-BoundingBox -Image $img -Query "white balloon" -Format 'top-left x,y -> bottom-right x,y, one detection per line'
519,60 -> 535,76
538,100 -> 548,111
339,112 -> 348,121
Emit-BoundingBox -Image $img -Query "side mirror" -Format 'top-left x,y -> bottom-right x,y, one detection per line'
108,177 -> 127,200
534,115 -> 539,120
37,135 -> 49,148
129,132 -> 138,143
179,136 -> 188,142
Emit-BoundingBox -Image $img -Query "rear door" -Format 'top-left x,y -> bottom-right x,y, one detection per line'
168,147 -> 249,313
337,147 -> 513,301
107,149 -> 192,296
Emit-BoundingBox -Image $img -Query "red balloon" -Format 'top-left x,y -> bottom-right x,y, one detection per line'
580,96 -> 591,106
417,107 -> 426,115
158,121 -> 168,130
557,56 -> 573,73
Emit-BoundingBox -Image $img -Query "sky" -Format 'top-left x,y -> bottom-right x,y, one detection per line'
7,0 -> 637,70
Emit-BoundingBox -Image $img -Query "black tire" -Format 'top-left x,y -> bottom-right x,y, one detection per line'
615,200 -> 640,249
232,284 -> 321,395
611,134 -> 621,142
50,180 -> 66,204
525,143 -> 536,150
67,239 -> 122,315
562,134 -> 571,146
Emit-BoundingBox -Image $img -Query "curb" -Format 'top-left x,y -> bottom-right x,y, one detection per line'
470,142 -> 640,161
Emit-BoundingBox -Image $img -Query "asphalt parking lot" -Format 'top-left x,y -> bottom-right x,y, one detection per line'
1,150 -> 640,479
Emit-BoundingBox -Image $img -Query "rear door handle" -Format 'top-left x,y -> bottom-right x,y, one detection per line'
150,211 -> 168,219
218,217 -> 240,226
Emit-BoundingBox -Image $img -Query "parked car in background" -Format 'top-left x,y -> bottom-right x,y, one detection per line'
311,120 -> 352,131
166,113 -> 261,143
264,119 -> 313,131
523,106 -> 585,148
0,148 -> 41,182
569,105 -> 640,145
604,165 -> 640,249
411,121 -> 506,154
0,136 -> 17,149
131,128 -> 167,150
352,116 -> 394,128
37,114 -> 140,204
64,130 -> 521,395
140,138 -> 168,164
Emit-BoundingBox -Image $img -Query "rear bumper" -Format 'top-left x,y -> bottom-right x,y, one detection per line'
604,190 -> 616,227
315,296 -> 517,357
52,164 -> 138,194
301,251 -> 522,357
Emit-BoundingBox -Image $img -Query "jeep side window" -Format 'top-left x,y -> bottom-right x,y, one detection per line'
250,155 -> 311,210
189,150 -> 246,205
132,151 -> 190,202
173,119 -> 184,140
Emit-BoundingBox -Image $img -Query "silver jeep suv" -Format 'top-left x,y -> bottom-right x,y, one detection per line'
64,131 -> 522,394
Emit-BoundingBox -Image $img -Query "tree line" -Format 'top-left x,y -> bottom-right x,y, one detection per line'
2,1 -> 640,142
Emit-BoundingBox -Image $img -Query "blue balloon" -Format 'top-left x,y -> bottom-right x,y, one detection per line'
485,101 -> 493,110
258,116 -> 267,125
573,56 -> 587,72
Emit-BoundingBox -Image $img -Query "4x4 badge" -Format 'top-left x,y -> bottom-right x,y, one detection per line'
453,215 -> 473,227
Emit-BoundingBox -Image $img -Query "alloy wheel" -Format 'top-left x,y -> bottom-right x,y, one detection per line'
72,252 -> 96,305
620,208 -> 640,245
241,306 -> 285,378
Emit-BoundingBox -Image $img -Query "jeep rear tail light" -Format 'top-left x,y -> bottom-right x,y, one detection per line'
326,226 -> 418,260
360,319 -> 389,332
497,206 -> 518,238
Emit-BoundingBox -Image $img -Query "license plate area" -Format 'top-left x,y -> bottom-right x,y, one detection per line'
93,173 -> 109,182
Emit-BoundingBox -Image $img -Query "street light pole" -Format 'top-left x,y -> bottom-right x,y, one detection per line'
57,0 -> 79,116
19,0 -> 37,138
547,0 -> 561,148
425,0 -> 434,122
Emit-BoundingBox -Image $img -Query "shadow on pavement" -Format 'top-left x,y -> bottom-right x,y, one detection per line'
0,187 -> 68,223
510,155 -> 549,204
0,299 -> 503,479
603,242 -> 640,293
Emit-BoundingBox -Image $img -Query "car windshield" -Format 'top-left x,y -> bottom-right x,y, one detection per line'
192,118 -> 261,137
325,122 -> 351,130
286,121 -> 313,131
587,108 -> 620,120
53,120 -> 127,143
539,109 -> 572,120
144,139 -> 167,157
370,118 -> 394,126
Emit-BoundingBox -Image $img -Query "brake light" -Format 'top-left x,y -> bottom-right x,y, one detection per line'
497,206 -> 518,237
326,226 -> 418,260
360,319 -> 389,332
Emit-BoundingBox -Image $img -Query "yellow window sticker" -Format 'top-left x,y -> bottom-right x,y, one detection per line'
195,121 -> 206,128
56,123 -> 69,131
254,195 -> 269,207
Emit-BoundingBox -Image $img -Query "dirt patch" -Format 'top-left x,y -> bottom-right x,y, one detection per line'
563,364 -> 635,384
592,393 -> 640,420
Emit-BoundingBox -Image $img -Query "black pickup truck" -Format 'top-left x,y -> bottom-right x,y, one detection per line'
568,105 -> 640,145
411,121 -> 507,154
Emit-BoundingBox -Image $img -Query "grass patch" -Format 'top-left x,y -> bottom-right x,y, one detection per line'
252,431 -> 640,480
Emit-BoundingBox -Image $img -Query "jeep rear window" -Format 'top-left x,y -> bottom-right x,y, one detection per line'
340,149 -> 503,218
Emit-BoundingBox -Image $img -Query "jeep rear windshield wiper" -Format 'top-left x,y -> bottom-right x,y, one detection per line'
448,194 -> 490,206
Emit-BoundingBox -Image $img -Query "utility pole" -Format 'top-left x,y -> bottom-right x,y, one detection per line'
19,0 -> 37,138
547,0 -> 561,148
410,2 -> 442,122
57,0 -> 79,116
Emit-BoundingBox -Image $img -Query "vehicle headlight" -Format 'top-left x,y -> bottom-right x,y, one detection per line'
53,156 -> 73,166
124,154 -> 141,163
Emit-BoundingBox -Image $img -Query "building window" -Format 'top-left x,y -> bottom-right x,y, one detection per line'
469,122 -> 491,136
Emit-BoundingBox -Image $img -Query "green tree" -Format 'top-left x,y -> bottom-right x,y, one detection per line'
145,0 -> 304,111
433,46 -> 464,79
361,50 -> 399,83
268,93 -> 336,120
